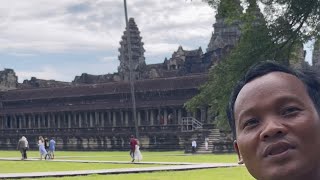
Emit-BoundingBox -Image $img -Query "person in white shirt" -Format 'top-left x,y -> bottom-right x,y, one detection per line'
191,139 -> 197,153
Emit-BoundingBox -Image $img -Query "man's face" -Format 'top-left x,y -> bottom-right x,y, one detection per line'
234,72 -> 320,180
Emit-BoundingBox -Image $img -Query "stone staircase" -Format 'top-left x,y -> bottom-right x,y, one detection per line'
197,129 -> 221,154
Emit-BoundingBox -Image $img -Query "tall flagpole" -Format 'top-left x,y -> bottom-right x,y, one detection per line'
123,0 -> 139,139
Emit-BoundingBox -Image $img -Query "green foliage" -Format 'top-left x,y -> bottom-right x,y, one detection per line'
204,0 -> 242,19
186,1 -> 289,130
261,0 -> 320,41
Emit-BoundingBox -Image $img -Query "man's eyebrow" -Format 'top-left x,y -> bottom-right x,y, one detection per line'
272,95 -> 305,106
236,95 -> 303,121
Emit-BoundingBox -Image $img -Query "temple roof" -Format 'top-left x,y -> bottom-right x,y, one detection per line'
1,74 -> 208,101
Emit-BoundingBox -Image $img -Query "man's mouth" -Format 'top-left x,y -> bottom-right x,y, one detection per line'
263,142 -> 295,157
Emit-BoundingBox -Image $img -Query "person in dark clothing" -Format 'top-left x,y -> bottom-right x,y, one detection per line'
129,135 -> 137,162
44,137 -> 49,151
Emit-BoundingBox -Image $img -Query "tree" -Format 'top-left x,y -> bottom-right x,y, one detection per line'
185,0 -> 293,129
206,0 -> 320,42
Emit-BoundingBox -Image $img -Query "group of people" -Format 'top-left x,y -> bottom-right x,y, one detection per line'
38,136 -> 56,160
129,135 -> 142,162
190,137 -> 209,153
17,136 -> 56,160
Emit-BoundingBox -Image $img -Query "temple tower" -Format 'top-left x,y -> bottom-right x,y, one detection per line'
0,69 -> 17,91
206,0 -> 242,54
118,18 -> 146,81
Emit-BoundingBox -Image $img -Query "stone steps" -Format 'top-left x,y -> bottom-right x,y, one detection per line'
196,129 -> 222,153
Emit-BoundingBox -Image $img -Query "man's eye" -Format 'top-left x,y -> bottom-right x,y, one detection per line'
243,118 -> 259,129
281,107 -> 301,116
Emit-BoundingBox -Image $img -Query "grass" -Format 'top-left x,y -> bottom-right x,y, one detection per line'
22,167 -> 254,180
0,161 -> 161,173
0,150 -> 238,163
0,150 -> 253,179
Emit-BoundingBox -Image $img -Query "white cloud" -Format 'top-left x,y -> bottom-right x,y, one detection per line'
0,0 -> 216,82
99,56 -> 117,63
17,66 -> 66,82
0,0 -> 214,54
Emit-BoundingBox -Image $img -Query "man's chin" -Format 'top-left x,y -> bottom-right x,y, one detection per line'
255,161 -> 301,180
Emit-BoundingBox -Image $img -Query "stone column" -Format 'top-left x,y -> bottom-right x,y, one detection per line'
0,115 -> 3,129
28,114 -> 32,128
120,111 -> 124,126
3,115 -> 6,129
178,109 -> 182,125
52,113 -> 57,128
108,111 -> 112,126
89,112 -> 93,127
164,109 -> 168,125
57,113 -> 61,128
95,111 -> 99,127
150,110 -> 154,125
21,114 -> 26,128
47,113 -> 51,128
60,113 -> 65,128
14,115 -> 19,129
171,109 -> 176,124
125,111 -> 129,127
83,112 -> 88,127
21,115 -> 25,128
145,110 -> 149,125
0,115 -> 4,129
79,112 -> 82,128
11,114 -> 17,128
42,113 -> 46,128
71,112 -> 76,128
137,111 -> 141,126
67,112 -> 71,128
112,111 -> 117,127
101,112 -> 105,127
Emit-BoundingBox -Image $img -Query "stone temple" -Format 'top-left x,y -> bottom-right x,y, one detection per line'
0,3 -> 310,152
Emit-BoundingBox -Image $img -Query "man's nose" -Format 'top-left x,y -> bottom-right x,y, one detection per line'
260,118 -> 287,141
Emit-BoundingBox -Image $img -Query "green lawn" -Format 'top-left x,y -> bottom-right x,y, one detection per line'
0,150 -> 238,163
0,161 -> 161,173
22,167 -> 254,180
0,150 -> 253,179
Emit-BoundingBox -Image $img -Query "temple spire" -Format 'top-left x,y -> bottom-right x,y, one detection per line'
118,18 -> 146,81
207,0 -> 242,53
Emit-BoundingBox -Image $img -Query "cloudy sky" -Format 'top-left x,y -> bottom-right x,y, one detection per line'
0,0 -> 218,82
0,0 -> 314,83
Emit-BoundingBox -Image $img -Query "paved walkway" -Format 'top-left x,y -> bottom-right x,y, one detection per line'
0,158 -> 239,179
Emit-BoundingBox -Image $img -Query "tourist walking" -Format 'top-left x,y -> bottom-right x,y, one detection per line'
44,137 -> 49,151
38,136 -> 47,160
134,140 -> 143,162
129,135 -> 137,162
205,137 -> 209,151
17,136 -> 29,160
192,139 -> 197,153
48,138 -> 56,159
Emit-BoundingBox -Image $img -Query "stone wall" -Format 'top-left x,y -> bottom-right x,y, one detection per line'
20,77 -> 71,89
0,126 -> 204,151
73,73 -> 121,84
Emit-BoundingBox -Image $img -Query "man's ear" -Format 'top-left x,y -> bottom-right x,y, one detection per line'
234,140 -> 244,164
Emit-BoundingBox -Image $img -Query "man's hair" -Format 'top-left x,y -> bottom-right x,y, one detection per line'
227,61 -> 320,139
